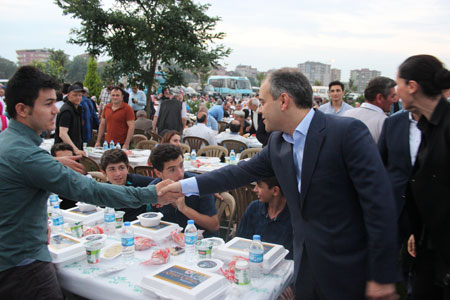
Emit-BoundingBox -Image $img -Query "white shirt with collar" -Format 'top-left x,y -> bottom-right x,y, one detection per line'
409,112 -> 421,166
183,123 -> 217,146
215,130 -> 249,146
342,102 -> 387,143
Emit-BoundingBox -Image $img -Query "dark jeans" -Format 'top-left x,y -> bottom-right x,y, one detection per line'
0,260 -> 63,300
412,248 -> 450,300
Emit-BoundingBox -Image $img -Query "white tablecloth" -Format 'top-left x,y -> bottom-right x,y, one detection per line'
57,236 -> 294,300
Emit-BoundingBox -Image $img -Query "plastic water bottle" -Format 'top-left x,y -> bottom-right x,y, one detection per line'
104,207 -> 116,235
230,149 -> 236,164
109,140 -> 115,149
51,205 -> 64,234
249,234 -> 264,281
48,194 -> 59,218
190,149 -> 196,161
103,140 -> 109,150
184,220 -> 198,265
116,142 -> 121,150
121,222 -> 135,264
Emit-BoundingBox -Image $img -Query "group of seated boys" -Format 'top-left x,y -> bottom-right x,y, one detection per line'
50,142 -> 293,257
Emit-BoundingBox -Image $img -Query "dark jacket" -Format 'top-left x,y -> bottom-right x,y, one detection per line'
406,97 -> 450,270
378,110 -> 412,241
55,99 -> 83,150
156,99 -> 182,136
194,109 -> 400,300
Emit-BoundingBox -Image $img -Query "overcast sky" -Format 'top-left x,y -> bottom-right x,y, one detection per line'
1,0 -> 450,81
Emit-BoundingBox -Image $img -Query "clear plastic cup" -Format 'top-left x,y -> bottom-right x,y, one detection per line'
115,211 -> 125,229
84,241 -> 102,264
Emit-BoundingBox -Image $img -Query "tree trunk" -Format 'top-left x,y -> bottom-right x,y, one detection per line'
145,56 -> 158,118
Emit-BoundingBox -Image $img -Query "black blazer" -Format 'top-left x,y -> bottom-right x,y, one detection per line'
378,110 -> 413,240
195,109 -> 400,300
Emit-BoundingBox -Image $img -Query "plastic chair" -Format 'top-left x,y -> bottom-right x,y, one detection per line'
150,132 -> 162,142
239,147 -> 262,160
229,184 -> 257,228
88,171 -> 107,183
197,145 -> 228,158
80,156 -> 101,172
220,139 -> 248,153
131,134 -> 148,149
136,140 -> 158,150
179,143 -> 191,154
215,192 -> 236,242
218,121 -> 228,133
183,136 -> 209,152
134,166 -> 156,178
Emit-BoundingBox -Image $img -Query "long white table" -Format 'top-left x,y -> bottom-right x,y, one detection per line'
87,148 -> 151,168
57,235 -> 294,300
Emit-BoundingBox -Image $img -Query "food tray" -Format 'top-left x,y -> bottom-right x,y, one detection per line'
140,262 -> 227,300
213,237 -> 288,272
131,220 -> 179,241
61,207 -> 104,226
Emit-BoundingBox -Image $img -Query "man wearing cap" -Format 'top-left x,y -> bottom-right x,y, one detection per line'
54,84 -> 85,155
135,110 -> 153,136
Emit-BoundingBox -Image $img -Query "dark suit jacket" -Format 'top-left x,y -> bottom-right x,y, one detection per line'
249,110 -> 271,146
195,109 -> 399,300
378,110 -> 412,240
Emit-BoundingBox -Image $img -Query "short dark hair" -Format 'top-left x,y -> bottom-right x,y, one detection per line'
398,54 -> 450,97
267,68 -> 313,109
6,66 -> 60,119
197,112 -> 207,123
150,144 -> 183,172
229,120 -> 241,133
258,177 -> 283,195
50,143 -> 75,157
100,149 -> 129,171
364,77 -> 397,102
110,87 -> 123,95
328,80 -> 344,91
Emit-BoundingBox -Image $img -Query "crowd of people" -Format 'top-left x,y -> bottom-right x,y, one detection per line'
0,54 -> 449,300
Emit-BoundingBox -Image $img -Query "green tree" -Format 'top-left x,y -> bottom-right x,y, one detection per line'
0,57 -> 18,79
313,80 -> 323,86
67,55 -> 89,83
46,49 -> 69,83
248,76 -> 257,87
84,56 -> 103,98
56,0 -> 231,116
256,72 -> 266,86
164,67 -> 185,87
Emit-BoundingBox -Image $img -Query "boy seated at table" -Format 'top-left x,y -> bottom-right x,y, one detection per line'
50,142 -> 75,157
100,149 -> 154,221
236,177 -> 293,259
149,144 -> 219,237
50,142 -> 79,209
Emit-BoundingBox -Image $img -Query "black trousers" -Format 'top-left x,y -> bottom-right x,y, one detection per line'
412,248 -> 450,300
295,247 -> 325,300
0,260 -> 63,300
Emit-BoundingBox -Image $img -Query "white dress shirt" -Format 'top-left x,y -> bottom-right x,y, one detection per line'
183,123 -> 217,146
409,113 -> 421,166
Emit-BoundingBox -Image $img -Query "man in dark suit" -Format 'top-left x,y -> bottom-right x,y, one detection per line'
378,110 -> 421,241
161,68 -> 400,300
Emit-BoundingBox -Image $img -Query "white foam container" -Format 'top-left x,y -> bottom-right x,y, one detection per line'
140,262 -> 227,300
194,259 -> 224,274
61,206 -> 104,226
48,234 -> 85,268
213,237 -> 288,272
131,220 -> 179,241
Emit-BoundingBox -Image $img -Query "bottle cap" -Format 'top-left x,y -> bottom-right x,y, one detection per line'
53,205 -> 59,209
187,220 -> 194,225
253,235 -> 261,240
124,222 -> 130,226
